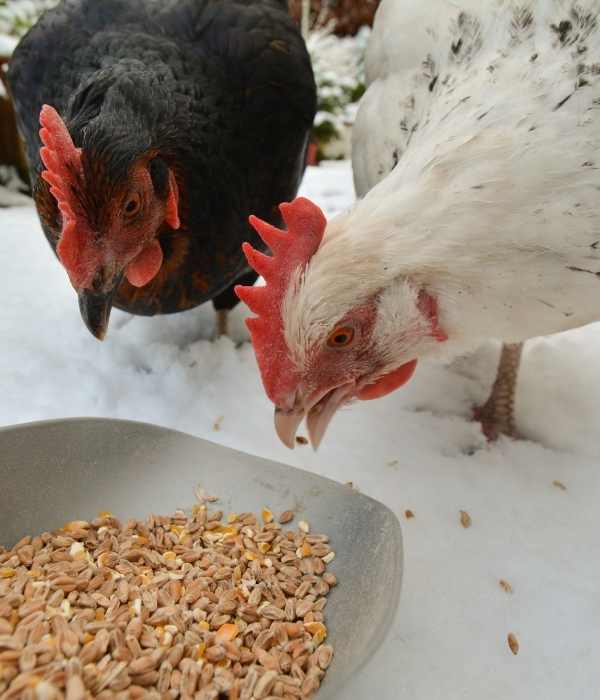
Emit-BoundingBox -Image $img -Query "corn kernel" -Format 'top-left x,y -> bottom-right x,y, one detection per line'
295,542 -> 312,559
163,551 -> 177,561
196,642 -> 206,659
63,520 -> 90,532
95,609 -> 105,621
305,622 -> 328,645
213,525 -> 237,537
70,542 -> 86,559
244,551 -> 257,561
314,631 -> 327,645
257,543 -> 271,554
261,508 -> 274,524
215,623 -> 239,643
304,622 -> 327,636
0,568 -> 16,579
198,621 -> 210,631
98,511 -> 113,518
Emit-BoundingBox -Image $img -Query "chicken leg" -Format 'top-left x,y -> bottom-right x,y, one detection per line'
474,342 -> 523,440
212,270 -> 259,338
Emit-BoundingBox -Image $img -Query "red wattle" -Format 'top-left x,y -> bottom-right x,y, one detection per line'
357,360 -> 418,401
125,240 -> 163,287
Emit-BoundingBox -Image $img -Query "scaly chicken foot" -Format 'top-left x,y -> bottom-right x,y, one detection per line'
473,342 -> 523,441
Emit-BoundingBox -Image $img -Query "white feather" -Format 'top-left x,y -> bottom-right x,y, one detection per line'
285,0 -> 600,371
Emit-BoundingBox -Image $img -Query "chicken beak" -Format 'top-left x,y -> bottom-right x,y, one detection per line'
274,383 -> 355,450
274,408 -> 305,450
77,288 -> 117,341
306,384 -> 354,450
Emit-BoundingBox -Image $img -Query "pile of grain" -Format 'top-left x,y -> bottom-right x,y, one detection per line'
0,499 -> 336,699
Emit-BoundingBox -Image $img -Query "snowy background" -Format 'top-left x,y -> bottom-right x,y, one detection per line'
1,161 -> 600,699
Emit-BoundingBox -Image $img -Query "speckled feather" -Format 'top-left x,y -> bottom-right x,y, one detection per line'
8,0 -> 316,316
354,0 -> 600,196
284,0 -> 600,379
236,0 -> 600,448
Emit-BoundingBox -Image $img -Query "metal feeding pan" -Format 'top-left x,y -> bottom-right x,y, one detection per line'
0,418 -> 402,698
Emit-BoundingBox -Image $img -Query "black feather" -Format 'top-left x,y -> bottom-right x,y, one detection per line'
149,157 -> 170,196
8,0 -> 316,317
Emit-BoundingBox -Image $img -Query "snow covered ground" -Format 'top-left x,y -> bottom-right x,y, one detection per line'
1,162 -> 600,699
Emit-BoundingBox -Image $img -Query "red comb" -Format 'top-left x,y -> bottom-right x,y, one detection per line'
235,197 -> 327,405
39,105 -> 90,284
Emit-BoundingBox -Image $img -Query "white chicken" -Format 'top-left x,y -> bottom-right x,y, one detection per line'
237,0 -> 600,448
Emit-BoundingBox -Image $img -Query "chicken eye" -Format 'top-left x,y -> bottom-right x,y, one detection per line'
124,193 -> 142,218
327,326 -> 355,348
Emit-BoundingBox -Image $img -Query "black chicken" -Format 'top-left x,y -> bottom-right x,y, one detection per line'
8,0 -> 316,339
